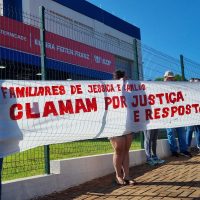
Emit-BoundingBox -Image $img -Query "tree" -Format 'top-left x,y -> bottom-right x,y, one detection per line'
155,77 -> 164,81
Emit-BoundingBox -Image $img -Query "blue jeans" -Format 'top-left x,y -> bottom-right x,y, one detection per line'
144,129 -> 158,159
0,158 -> 3,200
186,126 -> 200,147
166,127 -> 187,153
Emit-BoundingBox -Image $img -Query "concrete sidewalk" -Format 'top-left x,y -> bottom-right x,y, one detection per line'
36,152 -> 200,200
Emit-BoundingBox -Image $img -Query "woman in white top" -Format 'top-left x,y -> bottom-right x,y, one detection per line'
110,70 -> 136,186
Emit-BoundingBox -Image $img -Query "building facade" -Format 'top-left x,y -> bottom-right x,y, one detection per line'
0,0 -> 142,80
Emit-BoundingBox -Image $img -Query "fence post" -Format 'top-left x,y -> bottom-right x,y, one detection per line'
180,54 -> 185,81
134,39 -> 140,80
39,6 -> 50,174
133,39 -> 144,148
0,158 -> 3,200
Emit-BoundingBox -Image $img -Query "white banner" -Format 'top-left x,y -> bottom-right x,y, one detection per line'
0,80 -> 200,157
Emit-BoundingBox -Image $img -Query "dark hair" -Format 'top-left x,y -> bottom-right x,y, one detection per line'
189,78 -> 195,82
113,70 -> 125,80
190,78 -> 200,82
195,78 -> 200,82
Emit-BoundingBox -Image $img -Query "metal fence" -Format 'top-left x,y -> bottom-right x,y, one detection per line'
0,5 -> 200,181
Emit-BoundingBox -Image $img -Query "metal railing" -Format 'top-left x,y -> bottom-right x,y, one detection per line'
0,4 -> 199,182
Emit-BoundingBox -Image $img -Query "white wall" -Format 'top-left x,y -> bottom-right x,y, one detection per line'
2,139 -> 172,200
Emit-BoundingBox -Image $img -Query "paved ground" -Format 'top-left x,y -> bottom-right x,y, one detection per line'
36,152 -> 200,200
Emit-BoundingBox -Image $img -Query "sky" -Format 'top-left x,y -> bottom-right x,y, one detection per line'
86,0 -> 200,64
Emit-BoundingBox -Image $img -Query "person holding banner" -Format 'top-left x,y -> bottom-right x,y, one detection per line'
186,126 -> 200,152
110,70 -> 136,186
144,129 -> 165,166
164,71 -> 192,157
186,78 -> 200,152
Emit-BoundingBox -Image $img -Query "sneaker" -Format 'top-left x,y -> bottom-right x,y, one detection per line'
153,156 -> 165,164
197,146 -> 200,152
190,146 -> 199,152
172,152 -> 180,157
180,151 -> 192,158
146,158 -> 157,166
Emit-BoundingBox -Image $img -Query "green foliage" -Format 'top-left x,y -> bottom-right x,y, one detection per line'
155,77 -> 164,81
174,74 -> 183,81
155,74 -> 183,81
2,139 -> 141,181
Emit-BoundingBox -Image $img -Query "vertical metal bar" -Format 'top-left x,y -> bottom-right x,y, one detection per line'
0,157 -> 3,200
133,39 -> 144,148
39,6 -> 50,174
180,54 -> 185,81
39,6 -> 46,81
134,39 -> 140,80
